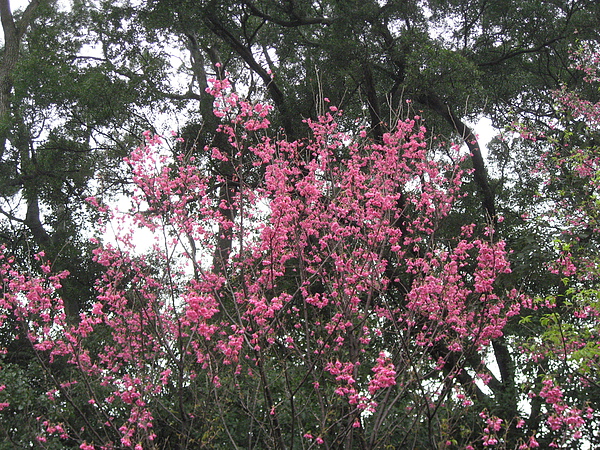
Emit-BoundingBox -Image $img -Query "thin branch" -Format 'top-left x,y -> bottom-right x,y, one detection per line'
242,0 -> 333,27
478,37 -> 564,67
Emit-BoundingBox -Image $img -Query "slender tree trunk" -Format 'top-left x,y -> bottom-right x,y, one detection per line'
362,63 -> 384,143
0,0 -> 42,155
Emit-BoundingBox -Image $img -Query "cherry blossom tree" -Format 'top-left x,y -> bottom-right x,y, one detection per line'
1,45 -> 600,448
511,42 -> 600,449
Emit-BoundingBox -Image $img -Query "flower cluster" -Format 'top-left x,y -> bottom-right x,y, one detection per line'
0,78 -> 526,448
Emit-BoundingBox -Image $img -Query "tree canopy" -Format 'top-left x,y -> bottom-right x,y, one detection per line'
1,0 -> 600,449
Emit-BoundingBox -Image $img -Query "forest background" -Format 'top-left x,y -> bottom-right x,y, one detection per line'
1,0 -> 600,449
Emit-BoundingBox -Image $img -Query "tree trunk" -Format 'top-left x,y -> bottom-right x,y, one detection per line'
0,0 -> 42,155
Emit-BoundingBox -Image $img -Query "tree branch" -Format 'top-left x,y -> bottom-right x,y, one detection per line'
478,37 -> 564,68
242,0 -> 333,27
418,92 -> 497,223
0,0 -> 42,156
203,11 -> 296,138
362,62 -> 384,143
23,194 -> 51,247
